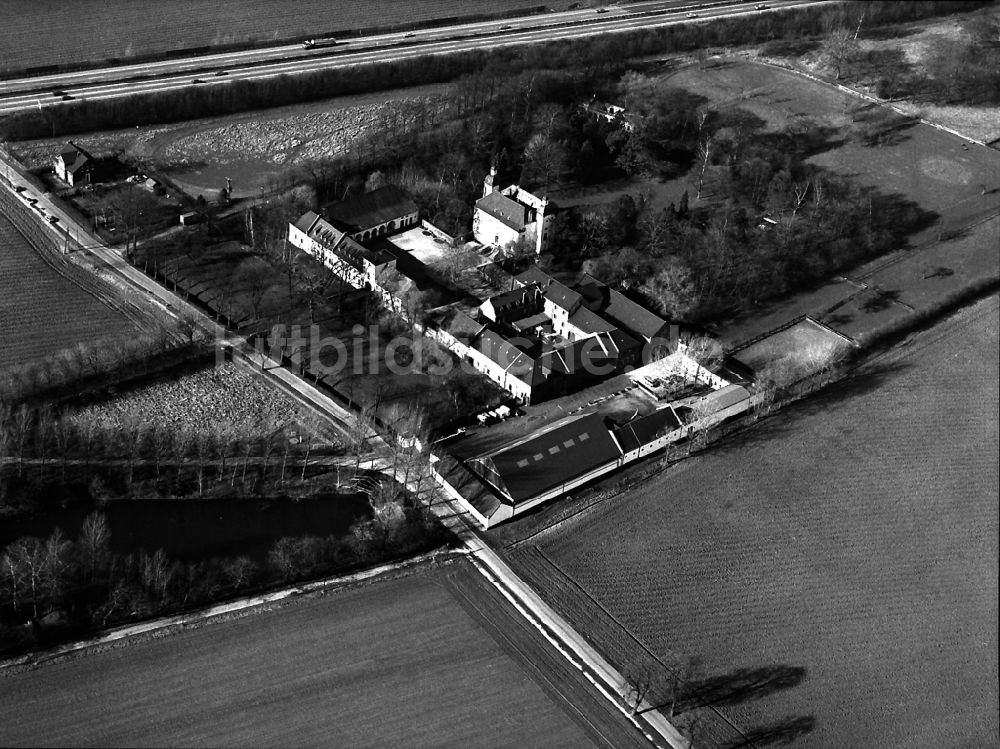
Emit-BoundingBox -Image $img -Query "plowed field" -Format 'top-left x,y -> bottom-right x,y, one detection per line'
0,208 -> 134,365
0,560 -> 651,748
509,295 -> 1000,747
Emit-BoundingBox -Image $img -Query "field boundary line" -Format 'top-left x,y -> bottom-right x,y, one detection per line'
463,552 -> 673,749
443,564 -> 633,749
530,545 -> 753,743
750,57 -> 991,147
0,548 -> 456,674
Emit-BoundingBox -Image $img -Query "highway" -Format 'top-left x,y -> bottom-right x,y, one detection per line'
0,0 -> 829,115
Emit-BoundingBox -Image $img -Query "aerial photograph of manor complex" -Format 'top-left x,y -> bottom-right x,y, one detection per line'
0,1 -> 997,747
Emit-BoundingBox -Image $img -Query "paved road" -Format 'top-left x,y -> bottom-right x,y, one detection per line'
0,1 -> 827,114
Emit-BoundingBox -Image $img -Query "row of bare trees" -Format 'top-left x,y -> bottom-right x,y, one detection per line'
0,327 -> 200,403
0,402 -> 353,504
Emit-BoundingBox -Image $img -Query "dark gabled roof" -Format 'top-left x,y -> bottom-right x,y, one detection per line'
293,211 -> 321,234
301,214 -> 394,270
476,190 -> 530,231
468,413 -> 622,503
323,185 -> 417,233
435,454 -> 506,519
306,214 -> 349,248
443,310 -> 485,342
577,273 -> 610,309
58,142 -> 93,175
473,330 -> 546,386
612,406 -> 682,454
515,265 -> 556,289
592,328 -> 641,360
511,312 -> 551,332
544,280 -> 582,312
483,283 -> 542,314
605,289 -> 667,341
567,304 -> 616,335
577,273 -> 667,341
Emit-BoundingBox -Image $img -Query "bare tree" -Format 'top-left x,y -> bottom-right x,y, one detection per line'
173,427 -> 193,494
822,26 -> 858,80
791,180 -> 811,217
686,336 -> 724,373
696,136 -> 714,200
78,512 -> 111,583
11,404 -> 32,476
622,665 -> 654,716
236,261 -> 272,324
223,556 -> 256,591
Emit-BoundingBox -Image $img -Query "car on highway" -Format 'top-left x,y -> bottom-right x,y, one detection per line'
499,24 -> 512,30
755,3 -> 768,8
61,94 -> 74,100
403,32 -> 416,38
686,12 -> 699,18
596,7 -> 608,12
214,70 -> 228,76
192,78 -> 204,84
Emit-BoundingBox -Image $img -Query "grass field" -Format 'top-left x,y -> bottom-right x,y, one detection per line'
0,560 -> 650,748
0,0 -> 550,74
0,208 -> 136,365
503,294 -> 1000,747
787,9 -> 1000,144
731,317 -> 852,374
675,60 -> 1000,348
669,61 -> 999,242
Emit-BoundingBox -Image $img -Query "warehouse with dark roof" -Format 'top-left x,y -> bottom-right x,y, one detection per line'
465,413 -> 623,506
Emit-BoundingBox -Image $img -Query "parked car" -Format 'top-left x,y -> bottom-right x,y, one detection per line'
46,215 -> 58,223
13,185 -> 25,192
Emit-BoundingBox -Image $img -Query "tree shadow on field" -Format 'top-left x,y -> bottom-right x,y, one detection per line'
678,664 -> 807,714
723,715 -> 817,748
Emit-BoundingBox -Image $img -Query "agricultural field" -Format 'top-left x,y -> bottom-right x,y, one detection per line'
0,559 -> 650,749
0,208 -> 136,365
503,295 -> 1000,748
0,0 -> 552,74
68,360 -> 322,443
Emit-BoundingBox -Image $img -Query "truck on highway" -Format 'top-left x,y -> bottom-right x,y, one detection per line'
302,38 -> 338,49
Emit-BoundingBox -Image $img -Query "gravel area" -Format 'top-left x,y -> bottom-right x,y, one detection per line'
70,362 -> 316,440
160,97 -> 441,167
